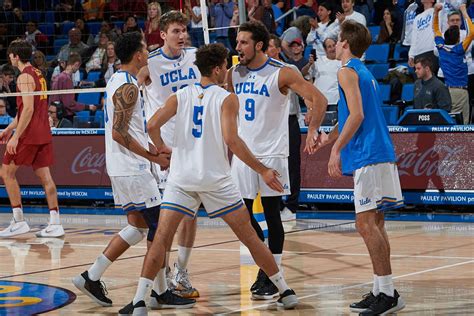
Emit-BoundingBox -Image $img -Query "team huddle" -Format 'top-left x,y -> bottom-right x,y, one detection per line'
0,9 -> 406,316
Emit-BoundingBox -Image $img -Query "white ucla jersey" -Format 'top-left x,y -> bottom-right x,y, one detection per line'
231,58 -> 289,158
167,83 -> 231,191
104,71 -> 150,176
145,47 -> 201,146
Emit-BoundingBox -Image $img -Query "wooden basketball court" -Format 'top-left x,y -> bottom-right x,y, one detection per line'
0,212 -> 473,315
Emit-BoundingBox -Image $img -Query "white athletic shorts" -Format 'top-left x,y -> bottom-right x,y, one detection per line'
151,162 -> 168,190
110,172 -> 161,212
231,156 -> 290,199
353,162 -> 404,213
161,177 -> 244,218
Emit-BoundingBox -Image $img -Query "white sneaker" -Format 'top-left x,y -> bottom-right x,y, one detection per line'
280,207 -> 296,222
36,224 -> 65,238
0,219 -> 30,237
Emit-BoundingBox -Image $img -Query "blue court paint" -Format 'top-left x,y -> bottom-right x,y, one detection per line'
0,280 -> 75,315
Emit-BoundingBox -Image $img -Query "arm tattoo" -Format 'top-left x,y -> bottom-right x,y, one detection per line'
112,84 -> 138,149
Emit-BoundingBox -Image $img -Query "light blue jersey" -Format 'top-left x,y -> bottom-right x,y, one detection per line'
337,58 -> 396,176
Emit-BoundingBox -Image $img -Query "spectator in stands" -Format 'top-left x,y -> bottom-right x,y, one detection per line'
249,0 -> 276,34
75,18 -> 94,47
57,28 -> 90,63
11,6 -> 25,39
414,56 -> 451,112
338,0 -> 367,26
296,0 -> 317,18
210,0 -> 234,50
310,37 -> 341,111
0,0 -> 13,24
96,41 -> 119,87
123,15 -> 141,33
31,50 -> 49,80
354,0 -> 373,24
272,0 -> 285,36
281,15 -> 312,60
401,0 -> 420,48
377,8 -> 402,44
93,20 -> 120,45
184,0 -> 205,48
145,1 -> 163,51
266,34 -> 302,221
24,21 -> 49,53
48,101 -> 73,128
408,0 -> 436,73
50,52 -> 97,122
307,2 -> 337,59
0,23 -> 10,64
0,98 -> 12,120
84,32 -> 110,73
287,38 -> 314,78
124,0 -> 147,18
82,0 -> 106,21
55,0 -> 81,23
433,3 -> 473,124
1,64 -> 16,117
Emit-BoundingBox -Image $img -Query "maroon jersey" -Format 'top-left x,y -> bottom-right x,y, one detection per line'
17,65 -> 52,144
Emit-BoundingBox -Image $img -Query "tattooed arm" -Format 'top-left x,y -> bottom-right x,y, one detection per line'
112,83 -> 170,167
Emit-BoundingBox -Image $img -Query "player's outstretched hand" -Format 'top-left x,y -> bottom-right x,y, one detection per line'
328,147 -> 342,178
0,129 -> 12,144
261,168 -> 284,193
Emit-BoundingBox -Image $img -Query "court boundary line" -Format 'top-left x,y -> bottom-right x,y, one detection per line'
224,259 -> 474,314
0,221 -> 355,280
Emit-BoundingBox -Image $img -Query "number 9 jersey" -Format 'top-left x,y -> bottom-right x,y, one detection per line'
231,58 -> 289,158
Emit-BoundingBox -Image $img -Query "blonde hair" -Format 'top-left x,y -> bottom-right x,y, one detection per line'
148,2 -> 162,32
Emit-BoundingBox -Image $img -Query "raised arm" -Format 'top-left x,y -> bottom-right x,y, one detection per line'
112,83 -> 169,167
433,4 -> 443,38
460,4 -> 474,51
221,93 -> 283,193
279,66 -> 328,154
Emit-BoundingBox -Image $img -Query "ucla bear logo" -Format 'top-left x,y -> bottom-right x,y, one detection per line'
0,281 -> 75,314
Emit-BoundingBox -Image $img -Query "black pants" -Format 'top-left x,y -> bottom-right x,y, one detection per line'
285,115 -> 301,212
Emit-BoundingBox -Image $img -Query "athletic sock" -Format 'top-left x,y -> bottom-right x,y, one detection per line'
153,267 -> 167,295
378,274 -> 394,297
372,274 -> 380,295
12,206 -> 23,222
133,277 -> 153,305
49,208 -> 60,225
87,253 -> 112,281
269,271 -> 290,294
273,253 -> 282,270
177,246 -> 192,269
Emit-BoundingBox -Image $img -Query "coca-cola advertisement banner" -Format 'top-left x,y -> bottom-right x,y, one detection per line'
0,131 -> 472,192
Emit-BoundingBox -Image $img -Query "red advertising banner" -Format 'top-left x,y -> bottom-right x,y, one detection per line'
301,133 -> 473,190
0,132 -> 472,191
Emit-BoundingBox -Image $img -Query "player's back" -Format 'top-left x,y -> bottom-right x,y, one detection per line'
168,83 -> 231,191
337,58 -> 396,175
231,58 -> 289,158
104,71 -> 150,177
18,65 -> 51,144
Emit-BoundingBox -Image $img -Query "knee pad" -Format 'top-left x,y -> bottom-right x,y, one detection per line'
118,225 -> 147,246
142,205 -> 160,242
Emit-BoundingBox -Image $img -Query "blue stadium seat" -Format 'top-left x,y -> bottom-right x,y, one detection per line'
87,71 -> 101,82
87,21 -> 102,35
46,55 -> 56,62
76,111 -> 91,117
368,25 -> 380,43
381,106 -> 399,125
38,23 -> 54,36
114,21 -> 124,30
378,84 -> 391,102
61,22 -> 75,35
94,111 -> 105,128
367,63 -> 389,80
402,83 -> 415,101
45,11 -> 55,24
53,38 -> 69,54
78,92 -> 101,106
24,11 -> 43,23
393,44 -> 409,61
137,19 -> 145,30
365,44 -> 390,63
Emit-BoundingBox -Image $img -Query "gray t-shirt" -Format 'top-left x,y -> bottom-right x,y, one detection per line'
414,77 -> 452,112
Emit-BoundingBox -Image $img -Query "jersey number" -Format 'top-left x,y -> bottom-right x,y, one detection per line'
192,106 -> 204,138
38,78 -> 47,101
244,99 -> 255,121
